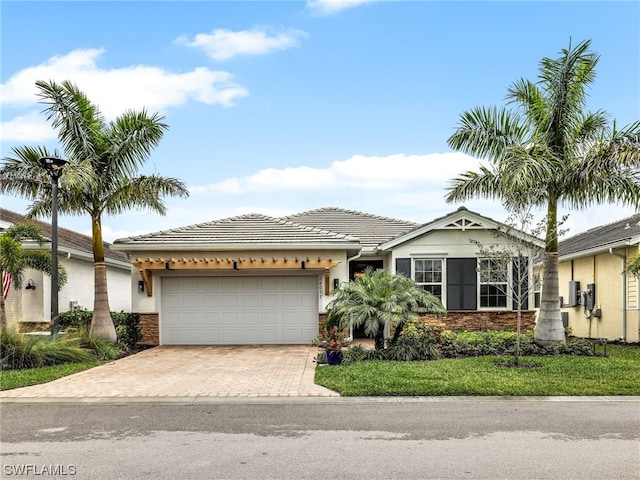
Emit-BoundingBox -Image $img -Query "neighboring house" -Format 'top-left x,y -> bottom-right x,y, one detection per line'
1,209 -> 132,327
113,206 -> 543,346
556,213 -> 640,343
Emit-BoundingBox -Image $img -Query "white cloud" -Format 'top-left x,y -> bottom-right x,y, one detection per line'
190,152 -> 485,194
0,49 -> 249,141
176,27 -> 308,61
0,111 -> 56,142
306,0 -> 378,15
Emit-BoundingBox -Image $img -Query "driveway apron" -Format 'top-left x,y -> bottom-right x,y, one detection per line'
0,345 -> 338,399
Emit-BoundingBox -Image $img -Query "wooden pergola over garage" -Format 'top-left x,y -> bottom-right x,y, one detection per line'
134,256 -> 341,296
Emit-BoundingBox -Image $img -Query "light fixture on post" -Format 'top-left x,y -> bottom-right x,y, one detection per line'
25,279 -> 36,290
39,156 -> 68,334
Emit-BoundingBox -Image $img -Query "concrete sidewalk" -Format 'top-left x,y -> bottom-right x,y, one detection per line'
0,345 -> 339,399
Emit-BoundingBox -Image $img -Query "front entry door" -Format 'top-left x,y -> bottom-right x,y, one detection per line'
349,260 -> 383,339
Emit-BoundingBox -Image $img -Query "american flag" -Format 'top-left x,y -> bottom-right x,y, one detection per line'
2,270 -> 10,301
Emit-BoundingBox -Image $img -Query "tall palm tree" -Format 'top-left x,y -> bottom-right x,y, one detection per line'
326,268 -> 445,350
445,39 -> 640,345
0,80 -> 189,342
0,222 -> 67,327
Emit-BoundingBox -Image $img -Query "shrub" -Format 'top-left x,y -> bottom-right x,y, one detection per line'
342,344 -> 384,364
0,328 -> 94,370
384,336 -> 441,361
112,312 -> 142,349
64,328 -> 124,361
341,327 -> 602,364
57,310 -> 141,350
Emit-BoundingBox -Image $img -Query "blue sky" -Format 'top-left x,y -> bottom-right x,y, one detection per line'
1,0 -> 639,242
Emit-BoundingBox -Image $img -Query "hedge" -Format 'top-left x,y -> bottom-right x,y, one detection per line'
57,310 -> 142,349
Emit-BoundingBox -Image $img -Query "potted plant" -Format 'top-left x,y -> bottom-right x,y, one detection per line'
313,326 -> 350,365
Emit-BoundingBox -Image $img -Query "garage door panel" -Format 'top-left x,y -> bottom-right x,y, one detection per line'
161,276 -> 318,345
281,312 -> 301,326
259,329 -> 279,343
203,295 -> 221,308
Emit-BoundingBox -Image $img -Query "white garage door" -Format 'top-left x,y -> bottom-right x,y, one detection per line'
161,276 -> 319,345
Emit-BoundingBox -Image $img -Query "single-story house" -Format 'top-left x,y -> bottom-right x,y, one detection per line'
557,213 -> 640,343
1,209 -> 131,327
113,206 -> 543,346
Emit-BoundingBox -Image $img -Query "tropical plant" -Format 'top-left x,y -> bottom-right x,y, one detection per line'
0,80 -> 189,342
313,326 -> 350,352
625,252 -> 640,278
0,222 -> 67,327
445,39 -> 640,346
0,327 -> 94,370
326,268 -> 445,350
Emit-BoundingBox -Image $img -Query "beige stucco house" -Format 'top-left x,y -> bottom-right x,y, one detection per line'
557,213 -> 640,343
113,206 -> 543,346
1,209 -> 131,327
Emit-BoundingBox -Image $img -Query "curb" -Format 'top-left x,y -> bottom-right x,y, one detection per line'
2,395 -> 639,405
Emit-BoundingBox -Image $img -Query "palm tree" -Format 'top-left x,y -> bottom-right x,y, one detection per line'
445,39 -> 640,345
0,80 -> 189,342
0,222 -> 67,327
326,268 -> 445,350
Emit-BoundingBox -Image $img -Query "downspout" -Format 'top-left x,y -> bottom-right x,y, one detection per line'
609,248 -> 627,342
347,251 -> 362,265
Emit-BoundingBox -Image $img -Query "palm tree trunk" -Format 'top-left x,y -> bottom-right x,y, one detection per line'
374,329 -> 385,350
90,215 -> 117,342
534,199 -> 566,346
0,266 -> 6,328
0,293 -> 6,329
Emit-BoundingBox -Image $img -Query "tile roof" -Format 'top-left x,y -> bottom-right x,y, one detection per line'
114,213 -> 361,248
0,208 -> 128,263
283,207 -> 419,248
559,212 -> 640,257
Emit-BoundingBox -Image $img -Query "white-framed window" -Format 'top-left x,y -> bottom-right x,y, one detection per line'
414,259 -> 443,301
478,258 -> 509,308
533,273 -> 541,309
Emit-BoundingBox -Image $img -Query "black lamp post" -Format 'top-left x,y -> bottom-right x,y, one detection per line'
39,156 -> 68,334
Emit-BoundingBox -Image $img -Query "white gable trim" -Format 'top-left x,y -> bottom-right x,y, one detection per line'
377,207 -> 543,252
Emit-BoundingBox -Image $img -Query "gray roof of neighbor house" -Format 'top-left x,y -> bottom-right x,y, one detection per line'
559,213 -> 640,258
0,208 -> 128,264
283,207 -> 419,249
113,213 -> 361,250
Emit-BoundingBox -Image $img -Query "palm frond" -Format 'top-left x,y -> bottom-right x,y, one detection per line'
445,166 -> 503,204
36,80 -> 104,160
106,110 -> 169,178
102,175 -> 189,216
447,106 -> 527,159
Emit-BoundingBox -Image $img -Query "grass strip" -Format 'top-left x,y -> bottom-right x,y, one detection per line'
0,361 -> 102,391
315,345 -> 640,396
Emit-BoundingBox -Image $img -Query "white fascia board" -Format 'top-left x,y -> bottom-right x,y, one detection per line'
111,241 -> 362,252
21,243 -> 131,270
559,240 -> 633,262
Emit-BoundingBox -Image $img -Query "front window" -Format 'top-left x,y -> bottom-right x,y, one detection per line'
479,258 -> 508,308
533,273 -> 541,309
414,259 -> 443,300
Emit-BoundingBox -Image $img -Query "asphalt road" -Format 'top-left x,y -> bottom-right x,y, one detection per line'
1,398 -> 638,479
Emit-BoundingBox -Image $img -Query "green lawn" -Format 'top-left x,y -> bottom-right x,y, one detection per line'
0,361 -> 102,391
315,344 -> 640,396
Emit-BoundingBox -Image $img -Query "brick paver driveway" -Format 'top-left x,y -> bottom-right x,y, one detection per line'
0,345 -> 338,399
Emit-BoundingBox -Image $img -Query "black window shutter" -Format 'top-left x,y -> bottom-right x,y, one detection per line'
396,258 -> 411,278
447,258 -> 477,310
512,257 -> 529,310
